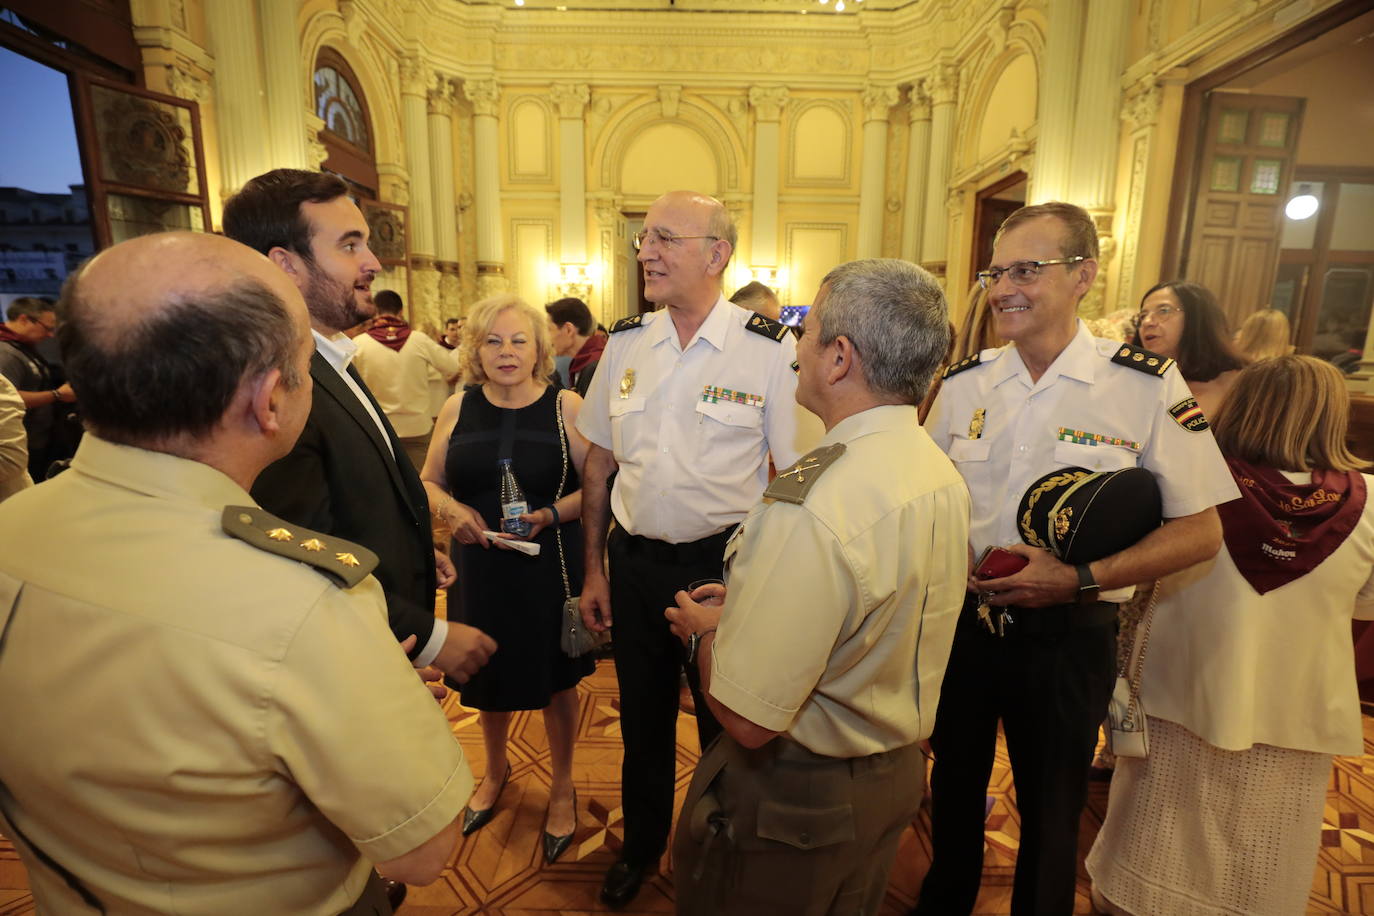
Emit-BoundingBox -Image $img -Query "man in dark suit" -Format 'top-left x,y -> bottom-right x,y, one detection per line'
224,169 -> 494,685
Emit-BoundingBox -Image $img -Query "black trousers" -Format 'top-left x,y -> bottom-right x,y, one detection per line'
608,525 -> 727,867
914,596 -> 1116,916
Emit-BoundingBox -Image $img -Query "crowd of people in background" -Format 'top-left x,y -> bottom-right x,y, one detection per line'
0,176 -> 1370,916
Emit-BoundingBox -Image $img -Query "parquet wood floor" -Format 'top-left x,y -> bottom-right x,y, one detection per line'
5,663 -> 1374,914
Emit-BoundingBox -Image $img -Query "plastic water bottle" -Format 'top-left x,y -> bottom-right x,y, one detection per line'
498,458 -> 532,537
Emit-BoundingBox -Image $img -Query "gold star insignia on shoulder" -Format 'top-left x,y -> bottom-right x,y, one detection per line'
221,506 -> 379,588
942,352 -> 982,380
1111,343 -> 1172,377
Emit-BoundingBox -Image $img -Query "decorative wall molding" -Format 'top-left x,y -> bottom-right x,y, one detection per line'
786,98 -> 854,188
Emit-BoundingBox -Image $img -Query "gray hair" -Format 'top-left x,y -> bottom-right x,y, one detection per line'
814,259 -> 950,404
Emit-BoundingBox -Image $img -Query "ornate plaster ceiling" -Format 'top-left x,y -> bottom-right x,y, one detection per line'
460,0 -> 916,13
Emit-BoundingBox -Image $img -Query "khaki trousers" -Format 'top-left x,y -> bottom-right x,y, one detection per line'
672,734 -> 924,916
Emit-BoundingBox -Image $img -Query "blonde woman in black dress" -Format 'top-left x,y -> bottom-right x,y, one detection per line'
421,294 -> 592,864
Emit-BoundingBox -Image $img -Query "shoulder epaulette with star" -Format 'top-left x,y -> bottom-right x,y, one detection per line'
610,314 -> 645,333
942,353 -> 981,380
744,312 -> 790,342
1110,342 -> 1173,377
222,506 -> 378,588
763,443 -> 847,505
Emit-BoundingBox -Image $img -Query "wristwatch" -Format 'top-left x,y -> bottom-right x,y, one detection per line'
1074,563 -> 1100,605
686,627 -> 717,664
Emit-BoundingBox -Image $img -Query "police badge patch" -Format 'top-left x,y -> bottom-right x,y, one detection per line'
1169,396 -> 1209,432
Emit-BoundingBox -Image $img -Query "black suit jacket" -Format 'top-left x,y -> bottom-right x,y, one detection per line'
252,350 -> 437,651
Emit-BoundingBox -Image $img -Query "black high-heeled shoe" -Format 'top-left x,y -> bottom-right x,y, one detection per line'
460,763 -> 511,836
542,788 -> 577,864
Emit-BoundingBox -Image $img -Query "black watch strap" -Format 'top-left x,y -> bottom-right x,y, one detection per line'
1075,563 -> 1100,605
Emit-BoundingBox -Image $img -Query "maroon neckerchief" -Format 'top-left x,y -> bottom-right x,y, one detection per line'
1219,455 -> 1366,594
569,332 -> 606,377
0,325 -> 28,346
366,315 -> 411,352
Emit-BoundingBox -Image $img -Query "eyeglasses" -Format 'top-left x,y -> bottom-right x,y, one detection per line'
632,228 -> 720,251
1136,305 -> 1184,324
28,316 -> 56,333
976,256 -> 1086,290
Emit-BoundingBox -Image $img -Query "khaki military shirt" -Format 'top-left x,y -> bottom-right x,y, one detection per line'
0,436 -> 471,915
709,405 -> 970,757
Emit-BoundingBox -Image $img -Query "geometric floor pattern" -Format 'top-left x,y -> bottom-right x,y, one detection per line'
5,666 -> 1374,914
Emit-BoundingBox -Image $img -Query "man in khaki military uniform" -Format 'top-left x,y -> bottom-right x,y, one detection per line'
666,259 -> 970,915
0,233 -> 471,915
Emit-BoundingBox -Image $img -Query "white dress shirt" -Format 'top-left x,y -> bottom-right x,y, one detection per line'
926,321 -> 1239,601
576,296 -> 822,543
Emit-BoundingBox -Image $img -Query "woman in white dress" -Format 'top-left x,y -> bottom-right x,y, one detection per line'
1087,355 -> 1374,916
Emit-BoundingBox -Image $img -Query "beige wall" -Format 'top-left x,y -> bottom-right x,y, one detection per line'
142,0 -> 1357,332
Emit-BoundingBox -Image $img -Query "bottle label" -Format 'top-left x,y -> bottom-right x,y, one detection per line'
501,500 -> 531,536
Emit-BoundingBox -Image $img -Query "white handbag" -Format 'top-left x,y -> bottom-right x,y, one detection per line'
1106,582 -> 1158,758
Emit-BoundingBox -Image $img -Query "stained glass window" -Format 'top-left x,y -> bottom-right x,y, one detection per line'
1217,109 -> 1248,145
314,65 -> 370,152
1210,156 -> 1241,193
1250,159 -> 1282,195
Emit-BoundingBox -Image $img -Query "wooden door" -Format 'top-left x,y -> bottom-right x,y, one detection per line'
1184,93 -> 1305,328
969,171 -> 1027,288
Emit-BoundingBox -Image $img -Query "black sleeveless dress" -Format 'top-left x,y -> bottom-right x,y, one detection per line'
444,385 -> 593,710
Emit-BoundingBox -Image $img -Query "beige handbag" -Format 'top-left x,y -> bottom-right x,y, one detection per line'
1106,582 -> 1158,758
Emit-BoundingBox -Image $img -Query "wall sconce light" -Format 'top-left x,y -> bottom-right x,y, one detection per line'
750,266 -> 787,290
551,263 -> 595,301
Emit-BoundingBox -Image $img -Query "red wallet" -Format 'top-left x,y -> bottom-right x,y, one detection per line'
974,546 -> 1029,580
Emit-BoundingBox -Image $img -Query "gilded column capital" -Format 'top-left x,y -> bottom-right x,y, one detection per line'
1121,80 -> 1162,128
463,79 -> 501,117
861,84 -> 899,123
399,56 -> 428,98
549,83 -> 591,119
747,85 -> 789,123
908,81 -> 931,122
929,65 -> 958,106
427,76 -> 456,117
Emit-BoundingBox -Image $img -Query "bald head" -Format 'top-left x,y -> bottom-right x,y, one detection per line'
60,232 -> 312,446
653,191 -> 737,254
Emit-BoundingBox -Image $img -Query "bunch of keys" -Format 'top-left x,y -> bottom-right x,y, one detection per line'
976,596 -> 1014,637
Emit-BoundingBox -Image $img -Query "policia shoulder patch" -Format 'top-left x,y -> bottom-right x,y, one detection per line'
1169,396 -> 1209,432
1111,343 -> 1173,377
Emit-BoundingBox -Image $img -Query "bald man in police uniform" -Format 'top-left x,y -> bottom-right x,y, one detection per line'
0,233 -> 471,915
914,202 -> 1238,916
666,259 -> 969,915
577,190 -> 822,907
